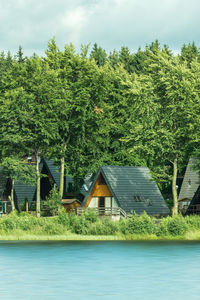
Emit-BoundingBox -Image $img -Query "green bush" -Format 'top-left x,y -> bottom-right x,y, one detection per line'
185,215 -> 200,230
57,207 -> 70,226
2,209 -> 199,238
39,219 -> 66,235
157,215 -> 188,236
44,189 -> 62,216
70,214 -> 90,234
119,212 -> 156,235
58,209 -> 98,234
88,219 -> 119,235
82,208 -> 98,223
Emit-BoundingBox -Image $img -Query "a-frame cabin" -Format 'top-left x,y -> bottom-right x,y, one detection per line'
82,166 -> 170,218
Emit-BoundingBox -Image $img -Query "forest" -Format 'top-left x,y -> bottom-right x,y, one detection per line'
0,39 -> 200,217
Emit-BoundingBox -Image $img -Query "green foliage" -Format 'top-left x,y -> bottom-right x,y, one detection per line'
59,208 -> 114,235
44,189 -> 62,216
90,43 -> 107,66
39,218 -> 66,235
88,219 -> 119,235
82,208 -> 98,223
157,215 -> 188,236
185,215 -> 200,229
119,212 -> 156,235
1,210 -> 200,239
0,156 -> 36,184
57,207 -> 71,226
0,39 -> 200,210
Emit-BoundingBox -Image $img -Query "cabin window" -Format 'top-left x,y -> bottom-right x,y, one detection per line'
134,195 -> 142,202
99,197 -> 105,208
105,197 -> 111,208
89,197 -> 98,208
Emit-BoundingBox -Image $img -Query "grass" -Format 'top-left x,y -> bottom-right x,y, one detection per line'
0,231 -> 200,241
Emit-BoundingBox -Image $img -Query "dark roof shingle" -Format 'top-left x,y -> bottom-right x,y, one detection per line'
83,165 -> 170,215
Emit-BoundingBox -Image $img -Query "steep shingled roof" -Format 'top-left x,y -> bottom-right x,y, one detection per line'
0,170 -> 7,199
178,158 -> 200,201
82,166 -> 170,215
44,159 -> 73,193
14,181 -> 36,205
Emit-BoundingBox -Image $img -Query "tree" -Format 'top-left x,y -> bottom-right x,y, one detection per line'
90,43 -> 107,66
123,50 -> 200,215
119,46 -> 135,73
180,42 -> 199,67
108,50 -> 120,68
0,54 -> 58,217
22,56 -> 59,217
16,45 -> 26,64
44,41 -> 106,195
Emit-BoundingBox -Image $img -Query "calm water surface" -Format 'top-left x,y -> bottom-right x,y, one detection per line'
0,241 -> 200,300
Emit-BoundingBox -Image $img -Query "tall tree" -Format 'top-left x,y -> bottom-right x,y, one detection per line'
90,43 -> 107,66
123,51 -> 199,215
180,42 -> 199,67
119,46 -> 135,73
16,45 -> 25,64
0,54 -> 58,217
45,40 -> 108,196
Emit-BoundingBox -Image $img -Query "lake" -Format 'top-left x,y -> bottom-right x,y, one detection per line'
0,241 -> 200,300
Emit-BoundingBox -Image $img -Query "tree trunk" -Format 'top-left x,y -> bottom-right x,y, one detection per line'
36,155 -> 40,218
25,200 -> 29,213
10,179 -> 15,211
59,156 -> 65,198
59,142 -> 68,198
172,155 -> 178,216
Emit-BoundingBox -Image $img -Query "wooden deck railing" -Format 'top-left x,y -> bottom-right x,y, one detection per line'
75,207 -> 127,218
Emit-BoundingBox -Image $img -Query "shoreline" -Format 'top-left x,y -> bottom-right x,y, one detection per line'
0,232 -> 200,241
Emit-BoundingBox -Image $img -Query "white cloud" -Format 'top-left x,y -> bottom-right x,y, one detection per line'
60,6 -> 89,43
0,0 -> 199,55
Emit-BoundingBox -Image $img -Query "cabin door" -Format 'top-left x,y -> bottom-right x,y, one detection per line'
99,197 -> 105,208
99,197 -> 105,215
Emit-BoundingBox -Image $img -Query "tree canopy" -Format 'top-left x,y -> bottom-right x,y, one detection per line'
0,39 -> 200,215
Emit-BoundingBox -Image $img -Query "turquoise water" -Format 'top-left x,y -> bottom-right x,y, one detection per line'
0,241 -> 200,300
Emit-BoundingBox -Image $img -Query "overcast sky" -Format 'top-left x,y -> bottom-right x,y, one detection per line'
0,0 -> 199,56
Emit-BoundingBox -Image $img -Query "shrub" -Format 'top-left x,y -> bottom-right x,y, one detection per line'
57,207 -> 70,226
70,214 -> 90,235
82,209 -> 98,223
185,215 -> 200,230
120,212 -> 156,235
40,219 -> 66,235
157,215 -> 188,236
88,219 -> 119,235
45,189 -> 62,216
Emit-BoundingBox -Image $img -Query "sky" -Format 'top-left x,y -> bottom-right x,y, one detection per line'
0,0 -> 199,56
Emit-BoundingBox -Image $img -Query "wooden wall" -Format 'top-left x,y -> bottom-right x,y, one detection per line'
85,173 -> 112,207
